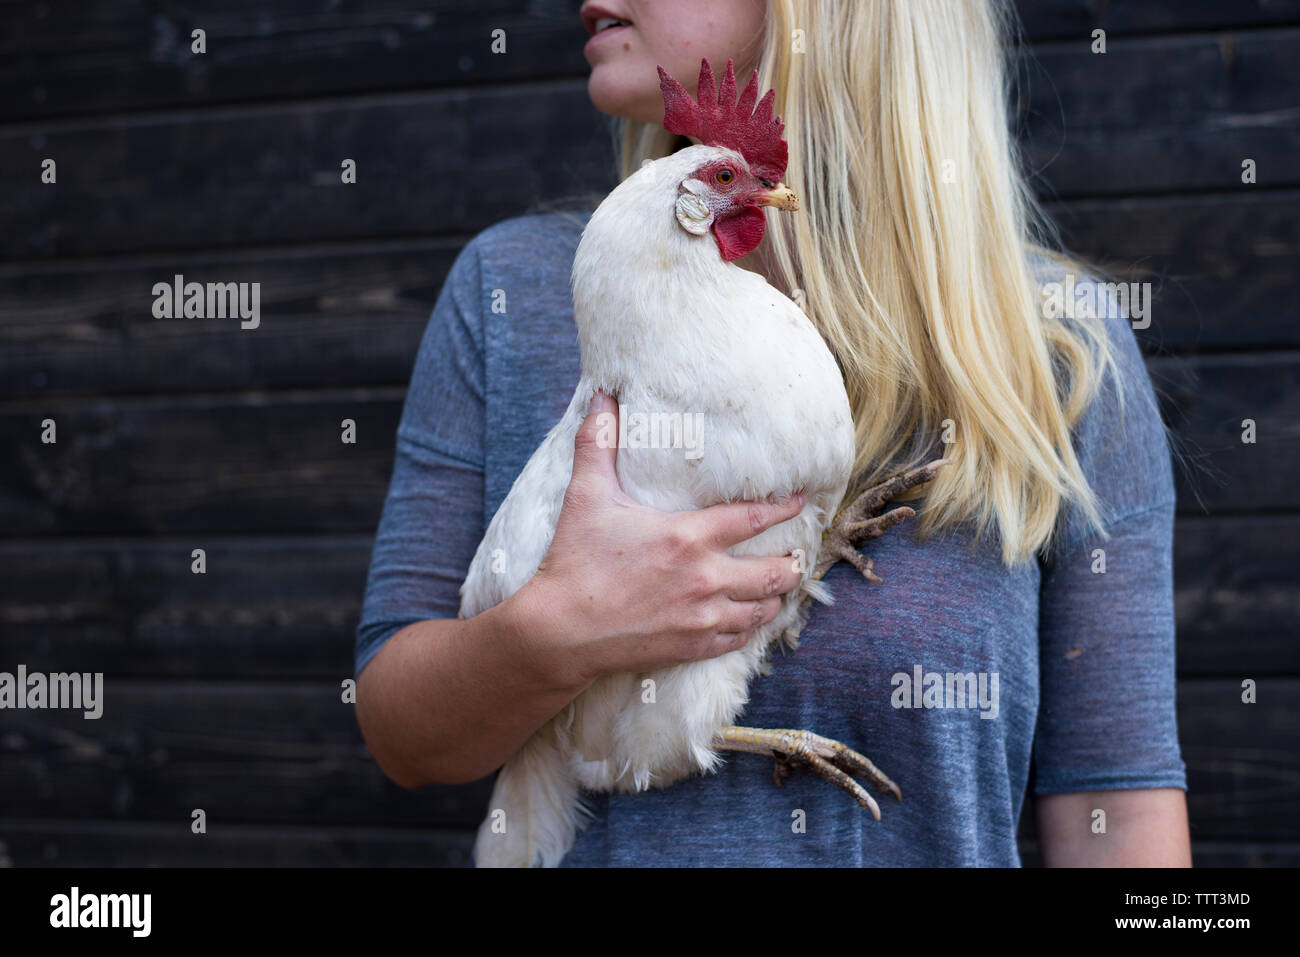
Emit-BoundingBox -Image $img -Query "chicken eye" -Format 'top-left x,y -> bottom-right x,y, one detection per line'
715,168 -> 734,185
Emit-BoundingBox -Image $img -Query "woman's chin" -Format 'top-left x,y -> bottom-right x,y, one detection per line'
587,67 -> 662,124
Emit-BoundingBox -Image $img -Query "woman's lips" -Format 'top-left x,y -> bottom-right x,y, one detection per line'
584,22 -> 631,54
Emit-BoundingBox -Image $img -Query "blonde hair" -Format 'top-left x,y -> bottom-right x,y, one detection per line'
613,0 -> 1123,565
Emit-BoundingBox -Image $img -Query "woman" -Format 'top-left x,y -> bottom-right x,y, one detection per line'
353,0 -> 1190,866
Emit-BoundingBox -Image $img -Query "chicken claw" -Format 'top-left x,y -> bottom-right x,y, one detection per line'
712,725 -> 901,819
813,458 -> 950,581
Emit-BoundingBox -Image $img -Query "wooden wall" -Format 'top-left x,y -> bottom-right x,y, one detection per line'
1,1 -> 1296,867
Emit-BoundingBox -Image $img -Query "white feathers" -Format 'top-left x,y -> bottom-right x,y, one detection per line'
467,145 -> 855,867
802,576 -> 835,607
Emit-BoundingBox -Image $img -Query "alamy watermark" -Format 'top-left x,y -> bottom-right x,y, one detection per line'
50,887 -> 150,937
596,405 -> 705,460
0,665 -> 103,719
1041,272 -> 1151,330
152,274 -> 260,329
891,665 -> 999,719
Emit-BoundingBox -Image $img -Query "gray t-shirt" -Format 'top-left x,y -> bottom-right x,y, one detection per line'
356,211 -> 1185,866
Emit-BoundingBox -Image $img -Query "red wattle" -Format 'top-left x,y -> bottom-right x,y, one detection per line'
711,206 -> 767,262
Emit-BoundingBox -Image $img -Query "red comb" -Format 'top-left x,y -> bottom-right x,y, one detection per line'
656,58 -> 788,182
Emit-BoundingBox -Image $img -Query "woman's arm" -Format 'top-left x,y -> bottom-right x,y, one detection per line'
1031,298 -> 1189,865
1037,788 -> 1191,866
357,393 -> 809,788
356,590 -> 581,790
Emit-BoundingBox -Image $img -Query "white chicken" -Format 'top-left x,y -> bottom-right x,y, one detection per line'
465,59 -> 944,867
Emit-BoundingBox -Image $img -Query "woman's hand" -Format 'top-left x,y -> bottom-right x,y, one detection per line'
509,391 -> 807,689
358,391 -> 807,788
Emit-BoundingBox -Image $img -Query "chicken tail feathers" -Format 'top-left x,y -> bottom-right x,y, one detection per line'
802,576 -> 834,606
473,721 -> 585,868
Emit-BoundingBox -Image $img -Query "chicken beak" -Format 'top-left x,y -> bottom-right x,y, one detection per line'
752,182 -> 799,211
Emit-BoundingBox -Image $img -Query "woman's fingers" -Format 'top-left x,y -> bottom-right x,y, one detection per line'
688,492 -> 808,549
721,595 -> 783,634
711,595 -> 785,655
722,555 -> 803,601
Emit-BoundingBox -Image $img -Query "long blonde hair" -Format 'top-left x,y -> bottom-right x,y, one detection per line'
614,0 -> 1122,565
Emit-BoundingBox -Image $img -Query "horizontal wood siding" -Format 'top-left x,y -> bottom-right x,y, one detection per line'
0,0 -> 1295,867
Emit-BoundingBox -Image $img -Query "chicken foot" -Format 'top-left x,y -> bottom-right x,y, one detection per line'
813,458 -> 950,582
710,461 -> 946,816
712,725 -> 901,820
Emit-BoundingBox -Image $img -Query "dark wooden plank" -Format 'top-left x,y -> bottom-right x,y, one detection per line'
0,0 -> 589,121
1,192 -> 1291,404
1015,0 -> 1300,40
0,239 -> 458,398
0,389 -> 403,535
1149,353 -> 1300,514
0,681 -> 492,829
0,679 -> 1292,839
4,32 -> 1297,261
1173,517 -> 1300,675
1018,30 -> 1300,197
0,536 -> 373,679
0,355 -> 1290,536
0,819 -> 472,867
1046,191 -> 1300,352
4,0 -> 1299,120
0,81 -> 615,261
1179,679 -> 1300,842
2,515 -> 1294,680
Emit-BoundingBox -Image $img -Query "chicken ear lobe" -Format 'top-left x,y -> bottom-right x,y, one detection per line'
711,206 -> 767,262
